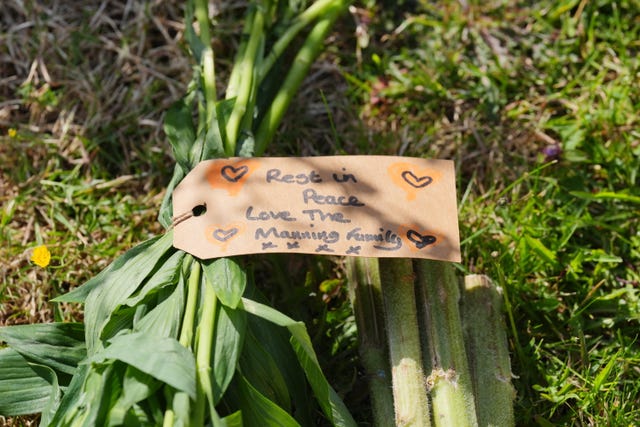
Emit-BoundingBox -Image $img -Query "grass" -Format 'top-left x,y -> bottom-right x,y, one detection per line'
1,0 -> 639,425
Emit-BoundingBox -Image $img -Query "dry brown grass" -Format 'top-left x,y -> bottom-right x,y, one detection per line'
0,0 -> 194,329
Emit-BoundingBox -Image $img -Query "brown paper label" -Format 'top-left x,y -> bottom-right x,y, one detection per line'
172,156 -> 461,262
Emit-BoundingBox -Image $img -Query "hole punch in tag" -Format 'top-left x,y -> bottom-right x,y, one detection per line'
171,156 -> 461,262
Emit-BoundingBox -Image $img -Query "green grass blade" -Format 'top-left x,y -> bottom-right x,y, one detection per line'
570,190 -> 640,204
523,234 -> 560,267
0,348 -> 54,416
92,332 -> 196,399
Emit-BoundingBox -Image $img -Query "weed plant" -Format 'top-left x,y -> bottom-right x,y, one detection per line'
1,0 -> 639,425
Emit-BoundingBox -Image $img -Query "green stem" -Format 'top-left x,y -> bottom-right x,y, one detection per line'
179,256 -> 198,348
346,257 -> 395,427
162,408 -> 175,427
254,1 -> 346,155
165,256 -> 197,426
193,264 -> 218,425
226,7 -> 255,101
462,275 -> 515,427
225,7 -> 264,154
415,260 -> 478,427
379,258 -> 431,427
258,0 -> 340,82
194,0 -> 216,115
202,48 -> 217,125
194,0 -> 211,47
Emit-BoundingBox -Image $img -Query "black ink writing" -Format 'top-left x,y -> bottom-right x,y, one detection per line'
287,241 -> 300,249
262,242 -> 277,250
302,188 -> 364,207
302,209 -> 351,223
255,227 -> 340,244
315,244 -> 334,253
346,246 -> 361,255
246,206 -> 296,222
332,168 -> 357,183
266,168 -> 322,185
346,227 -> 402,251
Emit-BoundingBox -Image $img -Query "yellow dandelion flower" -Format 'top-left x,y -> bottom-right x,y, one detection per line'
31,245 -> 51,268
8,128 -> 17,138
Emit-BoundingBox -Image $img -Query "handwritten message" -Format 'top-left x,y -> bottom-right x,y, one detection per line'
172,156 -> 461,262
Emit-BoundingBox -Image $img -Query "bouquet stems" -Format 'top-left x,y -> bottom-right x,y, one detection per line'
462,275 -> 515,427
379,258 -> 431,427
415,260 -> 478,427
346,257 -> 395,427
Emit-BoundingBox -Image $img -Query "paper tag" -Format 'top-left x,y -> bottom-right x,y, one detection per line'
172,156 -> 460,262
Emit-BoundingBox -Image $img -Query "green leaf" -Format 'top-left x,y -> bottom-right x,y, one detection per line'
165,99 -> 197,175
191,123 -> 225,167
227,373 -> 301,427
0,348 -> 53,416
133,276 -> 185,339
81,232 -> 175,353
184,0 -> 205,63
0,322 -> 86,377
237,132 -> 256,157
125,249 -> 184,308
202,258 -> 246,308
245,308 -> 314,426
92,332 -> 196,399
239,330 -> 291,411
221,411 -> 243,427
108,366 -> 160,426
54,233 -> 171,304
240,297 -> 357,427
158,167 -> 186,229
212,304 -> 247,403
34,362 -> 62,427
47,363 -> 89,425
49,363 -> 120,426
291,339 -> 356,427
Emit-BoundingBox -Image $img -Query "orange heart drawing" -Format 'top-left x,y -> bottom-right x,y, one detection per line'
388,162 -> 441,201
207,159 -> 260,196
205,222 -> 246,251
